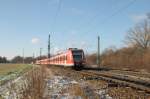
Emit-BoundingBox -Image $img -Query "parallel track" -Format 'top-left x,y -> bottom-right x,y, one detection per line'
46,65 -> 150,93
79,70 -> 150,93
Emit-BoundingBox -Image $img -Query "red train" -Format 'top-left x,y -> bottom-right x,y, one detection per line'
36,48 -> 86,69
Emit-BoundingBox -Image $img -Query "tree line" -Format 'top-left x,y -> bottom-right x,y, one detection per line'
0,56 -> 8,63
0,56 -> 47,64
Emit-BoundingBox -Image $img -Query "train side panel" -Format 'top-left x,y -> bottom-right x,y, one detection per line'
36,48 -> 85,69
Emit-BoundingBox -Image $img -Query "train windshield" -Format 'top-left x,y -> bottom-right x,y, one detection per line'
73,55 -> 82,61
72,50 -> 83,61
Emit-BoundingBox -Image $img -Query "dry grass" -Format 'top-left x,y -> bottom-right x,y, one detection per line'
86,80 -> 107,89
7,66 -> 47,99
21,67 -> 46,99
0,64 -> 32,76
86,48 -> 150,72
108,87 -> 150,99
103,48 -> 150,72
0,64 -> 33,86
67,84 -> 88,98
63,78 -> 107,99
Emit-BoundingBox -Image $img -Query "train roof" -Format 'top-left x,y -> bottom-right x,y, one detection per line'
52,48 -> 83,57
37,48 -> 84,61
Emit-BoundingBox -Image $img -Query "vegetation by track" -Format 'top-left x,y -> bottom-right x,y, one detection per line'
46,65 -> 150,98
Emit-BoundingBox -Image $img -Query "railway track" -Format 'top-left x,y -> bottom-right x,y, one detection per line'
79,70 -> 150,93
110,69 -> 150,78
46,65 -> 150,93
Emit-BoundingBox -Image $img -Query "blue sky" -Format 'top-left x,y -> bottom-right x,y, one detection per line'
0,0 -> 149,59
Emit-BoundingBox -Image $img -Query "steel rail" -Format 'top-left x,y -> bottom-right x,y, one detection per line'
79,71 -> 150,93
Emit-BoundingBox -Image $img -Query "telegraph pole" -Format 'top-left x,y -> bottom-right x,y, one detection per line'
33,53 -> 35,64
40,48 -> 42,64
22,48 -> 24,64
48,34 -> 50,58
97,36 -> 100,67
40,48 -> 42,59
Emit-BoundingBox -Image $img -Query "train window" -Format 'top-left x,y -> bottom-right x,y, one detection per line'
62,56 -> 64,62
73,55 -> 82,61
62,56 -> 64,61
61,56 -> 62,61
65,55 -> 67,60
63,56 -> 65,60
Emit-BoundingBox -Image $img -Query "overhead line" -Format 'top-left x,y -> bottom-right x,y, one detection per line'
48,0 -> 61,58
76,0 -> 121,31
51,0 -> 62,32
77,0 -> 136,34
84,0 -> 137,33
102,0 -> 136,23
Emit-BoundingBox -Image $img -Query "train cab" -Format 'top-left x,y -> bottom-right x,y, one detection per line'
70,48 -> 85,69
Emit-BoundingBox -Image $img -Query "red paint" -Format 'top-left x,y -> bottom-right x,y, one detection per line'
36,48 -> 85,67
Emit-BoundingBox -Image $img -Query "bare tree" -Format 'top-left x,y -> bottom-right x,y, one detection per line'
125,17 -> 150,50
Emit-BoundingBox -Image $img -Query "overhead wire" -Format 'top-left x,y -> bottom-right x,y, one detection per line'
51,0 -> 62,33
48,0 -> 136,53
84,0 -> 137,34
49,0 -> 62,54
75,0 -> 121,31
68,0 -> 136,53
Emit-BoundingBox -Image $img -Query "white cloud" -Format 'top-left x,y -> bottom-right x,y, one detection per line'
131,14 -> 147,23
31,38 -> 40,44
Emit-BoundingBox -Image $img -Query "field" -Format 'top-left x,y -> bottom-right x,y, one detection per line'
0,64 -> 33,85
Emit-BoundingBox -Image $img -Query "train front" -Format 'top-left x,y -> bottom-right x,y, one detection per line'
72,49 -> 85,70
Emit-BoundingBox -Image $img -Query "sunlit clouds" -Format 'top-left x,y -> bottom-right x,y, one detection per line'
31,38 -> 40,44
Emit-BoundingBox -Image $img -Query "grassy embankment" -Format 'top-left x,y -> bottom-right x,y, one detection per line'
0,64 -> 33,85
0,64 -> 46,99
